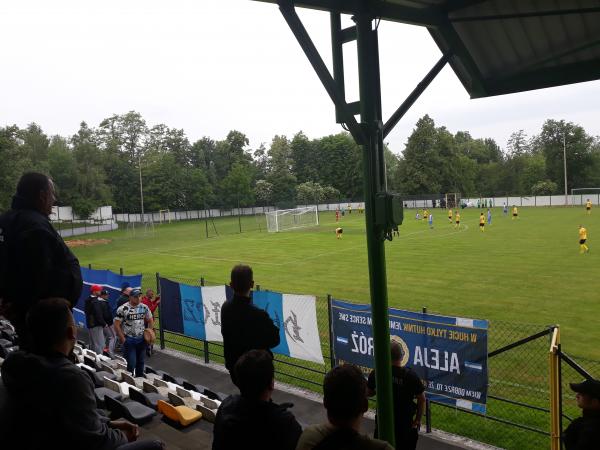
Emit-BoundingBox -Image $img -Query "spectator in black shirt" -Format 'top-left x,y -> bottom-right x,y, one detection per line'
221,264 -> 280,383
367,339 -> 426,450
563,378 -> 600,450
0,172 -> 82,349
114,284 -> 132,316
212,349 -> 302,450
84,284 -> 106,354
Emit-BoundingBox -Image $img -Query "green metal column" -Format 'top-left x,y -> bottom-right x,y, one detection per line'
355,12 -> 396,447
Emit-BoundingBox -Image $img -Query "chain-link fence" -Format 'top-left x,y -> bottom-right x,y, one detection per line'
558,351 -> 600,440
88,264 -> 599,450
430,321 -> 554,450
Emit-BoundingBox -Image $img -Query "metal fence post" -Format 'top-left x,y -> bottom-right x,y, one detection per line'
327,294 -> 335,368
119,267 -> 123,276
423,306 -> 432,433
156,272 -> 165,350
557,343 -> 563,448
88,263 -> 92,269
549,326 -> 561,450
198,276 -> 209,363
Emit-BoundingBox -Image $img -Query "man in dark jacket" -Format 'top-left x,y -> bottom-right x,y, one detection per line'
99,289 -> 116,355
0,173 -> 82,349
221,264 -> 280,382
212,349 -> 302,450
85,284 -> 108,354
563,378 -> 600,450
114,285 -> 132,316
0,297 -> 164,450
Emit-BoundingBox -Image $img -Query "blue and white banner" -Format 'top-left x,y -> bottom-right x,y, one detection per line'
159,277 -> 231,342
159,277 -> 324,365
74,268 -> 142,327
253,291 -> 324,364
331,299 -> 488,413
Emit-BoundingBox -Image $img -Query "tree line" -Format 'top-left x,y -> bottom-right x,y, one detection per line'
1,111 -> 598,217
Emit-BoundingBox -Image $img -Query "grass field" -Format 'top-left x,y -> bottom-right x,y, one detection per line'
71,205 -> 600,360
68,206 -> 600,449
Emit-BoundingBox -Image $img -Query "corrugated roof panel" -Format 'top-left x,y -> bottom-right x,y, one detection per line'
254,0 -> 600,97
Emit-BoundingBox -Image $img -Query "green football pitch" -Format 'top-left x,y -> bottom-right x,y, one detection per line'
70,206 -> 600,360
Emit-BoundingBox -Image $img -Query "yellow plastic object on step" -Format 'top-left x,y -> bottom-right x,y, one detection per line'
157,400 -> 202,427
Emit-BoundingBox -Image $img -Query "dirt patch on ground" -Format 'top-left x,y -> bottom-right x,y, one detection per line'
65,238 -> 112,248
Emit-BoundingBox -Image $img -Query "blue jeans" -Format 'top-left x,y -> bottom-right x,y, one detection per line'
123,336 -> 146,377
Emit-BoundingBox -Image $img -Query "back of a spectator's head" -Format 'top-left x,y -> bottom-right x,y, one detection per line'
26,298 -> 75,355
230,264 -> 254,295
323,364 -> 368,423
390,339 -> 404,363
16,172 -> 51,201
234,350 -> 274,399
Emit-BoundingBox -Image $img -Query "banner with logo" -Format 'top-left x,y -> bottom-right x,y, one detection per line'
159,277 -> 231,341
74,268 -> 142,327
253,291 -> 324,364
331,299 -> 488,413
159,278 -> 324,364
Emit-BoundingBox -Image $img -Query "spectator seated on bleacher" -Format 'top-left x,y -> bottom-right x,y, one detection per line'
212,349 -> 302,450
296,364 -> 394,450
0,297 -> 164,450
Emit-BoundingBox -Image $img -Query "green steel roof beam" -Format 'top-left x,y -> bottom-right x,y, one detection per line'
256,0 -> 444,27
278,0 -> 366,143
383,53 -> 450,139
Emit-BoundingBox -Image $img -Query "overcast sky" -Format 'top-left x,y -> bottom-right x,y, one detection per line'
1,0 -> 600,155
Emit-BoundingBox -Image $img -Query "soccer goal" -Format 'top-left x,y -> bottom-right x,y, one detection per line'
158,209 -> 171,224
265,206 -> 319,233
571,188 -> 600,207
444,192 -> 461,209
126,219 -> 155,238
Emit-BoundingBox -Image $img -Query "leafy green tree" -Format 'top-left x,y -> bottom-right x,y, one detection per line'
254,179 -> 273,206
0,126 -> 30,211
322,185 -> 341,202
19,123 -> 49,173
314,133 -> 362,199
533,120 -> 595,192
266,135 -> 297,206
213,131 -> 252,180
219,162 -> 254,208
507,130 -> 530,156
71,122 -> 112,214
296,181 -> 324,205
290,132 -> 317,184
531,180 -> 558,195
398,115 -> 443,194
48,136 -> 78,206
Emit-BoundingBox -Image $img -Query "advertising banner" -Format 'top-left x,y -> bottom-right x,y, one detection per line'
74,268 -> 142,327
331,299 -> 488,413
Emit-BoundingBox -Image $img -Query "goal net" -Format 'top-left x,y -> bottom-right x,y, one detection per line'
159,209 -> 171,224
265,206 -> 319,233
444,193 -> 462,209
571,188 -> 600,207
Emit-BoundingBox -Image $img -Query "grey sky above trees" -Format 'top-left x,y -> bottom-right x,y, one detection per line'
1,0 -> 599,155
